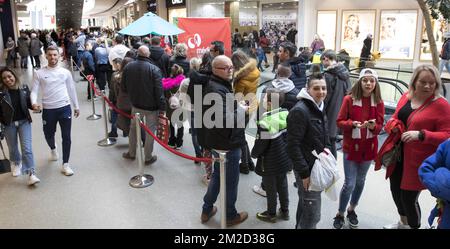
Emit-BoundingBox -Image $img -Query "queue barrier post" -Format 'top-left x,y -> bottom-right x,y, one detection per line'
97,90 -> 117,147
129,113 -> 154,188
86,75 -> 101,120
213,150 -> 228,229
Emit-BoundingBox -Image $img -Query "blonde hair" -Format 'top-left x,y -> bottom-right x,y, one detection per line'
173,43 -> 188,58
408,64 -> 442,99
190,57 -> 202,71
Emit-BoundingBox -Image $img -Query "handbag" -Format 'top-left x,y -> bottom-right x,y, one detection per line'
0,138 -> 11,174
156,114 -> 169,145
381,142 -> 401,168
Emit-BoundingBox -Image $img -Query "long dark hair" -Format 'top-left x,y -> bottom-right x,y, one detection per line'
0,67 -> 21,90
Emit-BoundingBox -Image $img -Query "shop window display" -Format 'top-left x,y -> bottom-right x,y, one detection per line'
340,10 -> 376,58
420,16 -> 447,61
317,10 -> 337,50
378,10 -> 417,60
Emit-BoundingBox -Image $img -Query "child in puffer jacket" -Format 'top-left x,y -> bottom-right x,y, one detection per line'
419,139 -> 450,229
251,88 -> 292,223
162,64 -> 185,149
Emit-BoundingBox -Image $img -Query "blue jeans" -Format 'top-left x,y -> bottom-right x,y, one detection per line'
202,148 -> 241,220
110,109 -> 117,133
42,105 -> 72,164
338,153 -> 372,213
439,59 -> 450,74
189,112 -> 202,157
3,120 -> 35,174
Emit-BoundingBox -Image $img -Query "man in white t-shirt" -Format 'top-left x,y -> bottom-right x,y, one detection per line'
31,46 -> 80,176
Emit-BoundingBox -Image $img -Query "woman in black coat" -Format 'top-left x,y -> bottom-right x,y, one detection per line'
287,70 -> 330,229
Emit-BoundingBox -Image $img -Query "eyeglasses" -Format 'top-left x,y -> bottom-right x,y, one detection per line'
215,66 -> 234,72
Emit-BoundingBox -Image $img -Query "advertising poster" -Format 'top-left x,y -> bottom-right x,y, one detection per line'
420,17 -> 447,61
379,10 -> 418,60
177,18 -> 231,58
340,10 -> 376,57
317,10 -> 337,50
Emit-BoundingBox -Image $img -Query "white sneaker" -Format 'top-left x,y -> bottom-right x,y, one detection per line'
252,184 -> 267,197
61,163 -> 74,176
11,163 -> 22,177
201,175 -> 210,186
28,174 -> 41,185
383,221 -> 411,229
50,148 -> 59,161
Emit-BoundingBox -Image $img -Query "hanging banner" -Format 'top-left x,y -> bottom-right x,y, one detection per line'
177,17 -> 231,58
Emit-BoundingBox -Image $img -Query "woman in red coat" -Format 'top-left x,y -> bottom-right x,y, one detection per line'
383,65 -> 450,229
333,68 -> 384,229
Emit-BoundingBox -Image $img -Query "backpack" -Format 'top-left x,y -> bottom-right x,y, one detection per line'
187,70 -> 210,107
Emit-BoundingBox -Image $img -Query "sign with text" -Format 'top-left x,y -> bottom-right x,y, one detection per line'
166,0 -> 185,8
177,18 -> 231,58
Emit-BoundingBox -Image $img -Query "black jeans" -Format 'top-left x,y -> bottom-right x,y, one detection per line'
389,157 -> 422,229
96,64 -> 113,91
262,173 -> 289,215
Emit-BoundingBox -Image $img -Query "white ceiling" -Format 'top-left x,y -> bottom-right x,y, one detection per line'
82,0 -> 129,17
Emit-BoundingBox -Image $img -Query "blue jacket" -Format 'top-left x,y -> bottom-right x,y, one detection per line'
287,57 -> 307,90
419,139 -> 450,229
94,45 -> 109,65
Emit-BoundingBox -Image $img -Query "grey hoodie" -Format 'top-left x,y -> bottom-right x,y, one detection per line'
271,78 -> 295,93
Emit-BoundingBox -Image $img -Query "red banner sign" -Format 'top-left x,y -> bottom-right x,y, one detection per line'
177,17 -> 231,58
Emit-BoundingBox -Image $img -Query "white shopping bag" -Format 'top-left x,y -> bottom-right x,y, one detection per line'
309,148 -> 340,201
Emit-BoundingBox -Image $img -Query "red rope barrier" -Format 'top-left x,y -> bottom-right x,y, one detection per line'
86,76 -> 213,163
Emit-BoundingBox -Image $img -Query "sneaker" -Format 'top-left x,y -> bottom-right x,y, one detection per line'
28,174 -> 41,186
11,163 -> 22,177
201,206 -> 217,223
347,210 -> 359,228
201,175 -> 210,186
50,148 -> 59,161
383,221 -> 411,229
333,214 -> 345,229
278,208 -> 290,221
61,163 -> 74,176
168,139 -> 176,148
239,163 -> 249,174
252,184 -> 267,197
144,155 -> 157,165
108,131 -> 118,138
256,211 -> 276,223
122,152 -> 136,160
227,212 -> 248,226
176,140 -> 183,149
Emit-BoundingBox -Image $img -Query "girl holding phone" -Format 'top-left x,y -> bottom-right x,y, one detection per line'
333,68 -> 384,229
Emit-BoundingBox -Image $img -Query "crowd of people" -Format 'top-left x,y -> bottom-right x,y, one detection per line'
1,26 -> 450,230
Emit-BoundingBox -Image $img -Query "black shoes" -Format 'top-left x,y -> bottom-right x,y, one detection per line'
256,211 -> 276,223
278,208 -> 289,221
347,210 -> 359,228
108,131 -> 118,138
239,163 -> 249,174
333,214 -> 345,229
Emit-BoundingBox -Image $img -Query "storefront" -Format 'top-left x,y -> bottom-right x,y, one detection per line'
166,0 -> 186,24
261,1 -> 298,45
